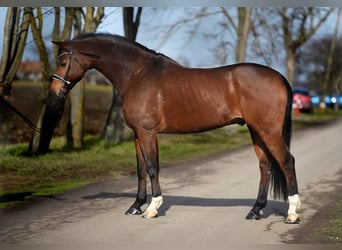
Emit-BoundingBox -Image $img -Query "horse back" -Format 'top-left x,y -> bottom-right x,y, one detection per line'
123,62 -> 290,134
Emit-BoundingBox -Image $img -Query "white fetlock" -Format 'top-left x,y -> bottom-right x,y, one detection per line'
285,213 -> 300,224
143,196 -> 163,218
286,194 -> 301,224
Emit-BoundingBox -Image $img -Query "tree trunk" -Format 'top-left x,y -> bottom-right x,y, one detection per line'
102,7 -> 142,143
0,7 -> 30,144
32,7 -> 74,153
28,8 -> 52,84
279,7 -> 333,86
66,8 -> 83,148
0,7 -> 30,95
66,7 -> 104,148
285,49 -> 296,85
101,91 -> 124,142
322,8 -> 341,99
236,7 -> 252,63
52,7 -> 60,59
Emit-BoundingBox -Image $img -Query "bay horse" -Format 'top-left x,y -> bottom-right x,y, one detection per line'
39,33 -> 300,224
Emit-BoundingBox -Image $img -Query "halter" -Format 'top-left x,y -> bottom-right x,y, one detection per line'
52,50 -> 87,94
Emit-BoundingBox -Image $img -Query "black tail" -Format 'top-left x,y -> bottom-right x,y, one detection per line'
270,76 -> 293,201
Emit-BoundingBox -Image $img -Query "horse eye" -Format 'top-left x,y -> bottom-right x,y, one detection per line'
60,62 -> 67,67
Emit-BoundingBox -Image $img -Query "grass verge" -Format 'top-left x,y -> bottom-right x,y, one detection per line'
320,199 -> 342,243
0,125 -> 250,208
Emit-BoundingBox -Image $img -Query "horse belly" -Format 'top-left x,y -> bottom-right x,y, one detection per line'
159,99 -> 235,134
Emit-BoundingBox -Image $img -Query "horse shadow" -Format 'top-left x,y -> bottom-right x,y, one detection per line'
83,192 -> 288,219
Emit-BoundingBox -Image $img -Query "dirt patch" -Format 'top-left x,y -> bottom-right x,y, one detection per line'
285,173 -> 342,244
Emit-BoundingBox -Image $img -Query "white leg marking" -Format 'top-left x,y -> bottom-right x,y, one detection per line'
286,194 -> 301,223
143,196 -> 163,218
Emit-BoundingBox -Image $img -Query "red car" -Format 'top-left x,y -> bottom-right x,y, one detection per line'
292,87 -> 313,113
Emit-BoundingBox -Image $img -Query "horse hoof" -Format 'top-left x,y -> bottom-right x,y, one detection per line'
285,214 -> 300,224
142,208 -> 158,219
245,210 -> 261,220
125,207 -> 142,215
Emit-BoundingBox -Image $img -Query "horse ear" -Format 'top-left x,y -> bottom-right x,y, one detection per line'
52,41 -> 69,49
52,41 -> 71,56
52,41 -> 62,46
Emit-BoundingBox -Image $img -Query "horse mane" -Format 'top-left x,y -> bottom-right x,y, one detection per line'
72,33 -> 178,64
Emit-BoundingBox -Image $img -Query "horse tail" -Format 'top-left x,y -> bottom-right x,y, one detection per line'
270,75 -> 293,201
282,75 -> 293,149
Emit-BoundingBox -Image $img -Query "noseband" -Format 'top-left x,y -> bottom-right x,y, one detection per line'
52,50 -> 86,94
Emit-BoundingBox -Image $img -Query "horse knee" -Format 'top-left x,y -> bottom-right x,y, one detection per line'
147,164 -> 158,178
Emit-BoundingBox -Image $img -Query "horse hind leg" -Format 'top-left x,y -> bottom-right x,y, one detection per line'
262,133 -> 301,224
246,126 -> 272,220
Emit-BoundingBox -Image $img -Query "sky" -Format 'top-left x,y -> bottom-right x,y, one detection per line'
0,7 -> 339,76
0,7 -> 220,68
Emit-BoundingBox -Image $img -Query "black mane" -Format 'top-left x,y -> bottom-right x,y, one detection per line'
73,33 -> 171,60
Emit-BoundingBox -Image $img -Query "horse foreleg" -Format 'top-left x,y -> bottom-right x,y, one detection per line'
143,196 -> 163,218
142,135 -> 163,218
125,137 -> 147,215
133,130 -> 163,218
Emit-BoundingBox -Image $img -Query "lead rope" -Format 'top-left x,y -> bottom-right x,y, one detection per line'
0,95 -> 42,133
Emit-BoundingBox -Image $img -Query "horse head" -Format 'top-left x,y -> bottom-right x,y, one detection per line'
37,40 -> 89,154
51,41 -> 89,95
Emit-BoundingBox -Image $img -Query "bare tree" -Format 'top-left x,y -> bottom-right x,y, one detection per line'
278,7 -> 333,84
0,7 -> 31,97
220,7 -> 252,62
66,7 -> 104,148
148,7 -> 253,65
0,7 -> 30,144
322,7 -> 341,105
33,7 -> 104,152
28,8 -> 53,85
29,7 -> 74,152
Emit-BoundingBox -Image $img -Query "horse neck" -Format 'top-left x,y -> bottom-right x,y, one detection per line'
89,44 -> 153,96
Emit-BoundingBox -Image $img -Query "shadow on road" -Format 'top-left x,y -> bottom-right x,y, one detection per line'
82,192 -> 288,219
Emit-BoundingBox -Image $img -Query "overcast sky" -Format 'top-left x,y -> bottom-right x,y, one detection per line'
0,7 -> 339,75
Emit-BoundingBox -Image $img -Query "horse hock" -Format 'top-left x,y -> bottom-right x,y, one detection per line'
142,196 -> 163,218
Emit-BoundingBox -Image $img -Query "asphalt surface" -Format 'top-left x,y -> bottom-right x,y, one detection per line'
1,118 -> 341,249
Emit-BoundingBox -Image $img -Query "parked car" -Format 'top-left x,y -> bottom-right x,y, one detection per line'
310,93 -> 320,107
310,92 -> 342,110
325,94 -> 342,109
292,87 -> 313,113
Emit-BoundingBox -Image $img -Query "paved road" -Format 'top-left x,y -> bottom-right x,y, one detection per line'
1,118 -> 341,249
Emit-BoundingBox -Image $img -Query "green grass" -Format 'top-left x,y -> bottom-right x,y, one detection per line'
0,126 -> 250,208
292,108 -> 342,129
320,199 -> 342,243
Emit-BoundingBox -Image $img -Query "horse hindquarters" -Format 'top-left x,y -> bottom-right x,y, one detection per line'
242,74 -> 300,223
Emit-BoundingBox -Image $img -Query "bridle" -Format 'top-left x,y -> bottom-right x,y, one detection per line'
0,49 -> 88,134
52,49 -> 87,94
